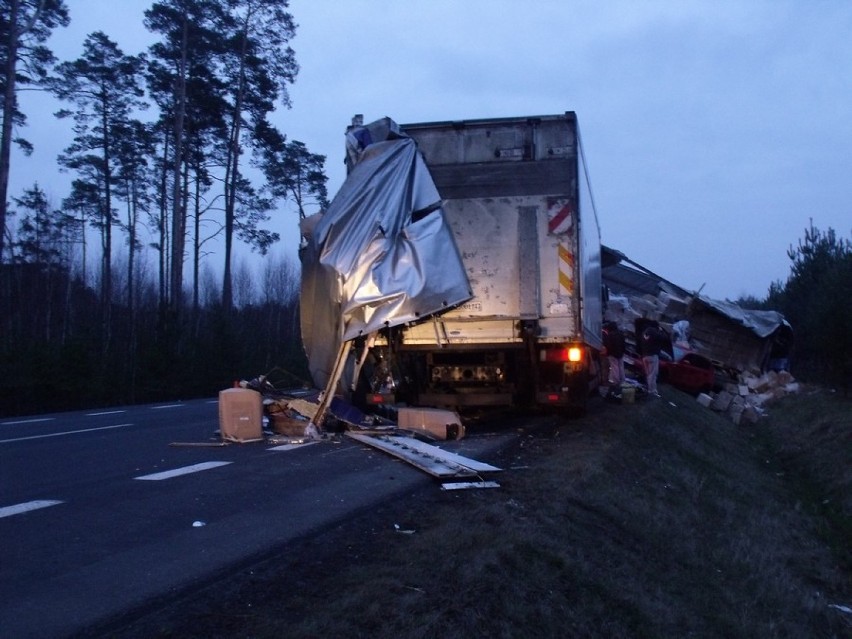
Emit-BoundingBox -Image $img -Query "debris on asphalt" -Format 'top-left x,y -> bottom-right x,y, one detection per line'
441,481 -> 501,491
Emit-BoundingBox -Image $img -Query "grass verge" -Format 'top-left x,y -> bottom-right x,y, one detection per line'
104,387 -> 851,638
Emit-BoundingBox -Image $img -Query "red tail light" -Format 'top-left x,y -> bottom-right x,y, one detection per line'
540,345 -> 584,363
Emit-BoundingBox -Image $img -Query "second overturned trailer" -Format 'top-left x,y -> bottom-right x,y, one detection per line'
301,112 -> 604,413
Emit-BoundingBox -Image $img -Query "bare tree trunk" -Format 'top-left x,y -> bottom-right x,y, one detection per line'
191,170 -> 202,339
158,130 -> 169,308
221,11 -> 252,314
169,16 -> 189,314
0,0 -> 21,261
192,171 -> 200,314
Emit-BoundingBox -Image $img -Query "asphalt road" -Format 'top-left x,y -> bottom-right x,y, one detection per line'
0,399 -> 511,638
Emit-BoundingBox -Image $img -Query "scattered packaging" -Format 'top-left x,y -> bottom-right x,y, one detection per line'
219,388 -> 263,441
397,407 -> 465,440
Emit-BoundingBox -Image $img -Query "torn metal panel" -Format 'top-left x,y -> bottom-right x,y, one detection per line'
384,436 -> 501,473
345,432 -> 501,478
441,481 -> 501,490
300,121 -> 472,392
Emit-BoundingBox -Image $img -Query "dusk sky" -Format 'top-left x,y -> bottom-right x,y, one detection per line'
11,0 -> 852,302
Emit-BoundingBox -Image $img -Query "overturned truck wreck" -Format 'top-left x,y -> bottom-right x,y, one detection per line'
601,246 -> 793,377
300,113 -> 605,421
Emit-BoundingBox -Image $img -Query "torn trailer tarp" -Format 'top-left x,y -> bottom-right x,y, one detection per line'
300,122 -> 472,392
692,296 -> 790,339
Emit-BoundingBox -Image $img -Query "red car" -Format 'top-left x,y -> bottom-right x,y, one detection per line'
659,352 -> 716,395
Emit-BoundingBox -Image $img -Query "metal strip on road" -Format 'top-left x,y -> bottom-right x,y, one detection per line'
268,442 -> 319,452
346,432 -> 502,478
0,423 -> 132,444
388,436 -> 503,473
441,481 -> 501,491
0,500 -> 64,519
134,461 -> 233,481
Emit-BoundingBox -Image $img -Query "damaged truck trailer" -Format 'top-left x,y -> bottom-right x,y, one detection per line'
301,113 -> 604,414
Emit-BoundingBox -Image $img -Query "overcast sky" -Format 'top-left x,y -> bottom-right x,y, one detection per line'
11,0 -> 852,301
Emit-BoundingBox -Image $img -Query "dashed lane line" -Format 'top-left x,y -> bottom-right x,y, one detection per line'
134,461 -> 232,481
0,423 -> 132,444
0,500 -> 64,519
1,417 -> 54,426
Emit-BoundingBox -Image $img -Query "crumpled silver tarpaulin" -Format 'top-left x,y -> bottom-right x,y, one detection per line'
300,125 -> 472,391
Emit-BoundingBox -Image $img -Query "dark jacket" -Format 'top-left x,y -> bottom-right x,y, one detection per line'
640,325 -> 669,357
602,323 -> 626,358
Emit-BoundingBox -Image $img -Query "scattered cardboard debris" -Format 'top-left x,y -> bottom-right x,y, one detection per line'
696,368 -> 801,424
397,406 -> 465,440
219,388 -> 263,442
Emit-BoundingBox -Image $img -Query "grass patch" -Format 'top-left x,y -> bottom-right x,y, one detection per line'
107,388 -> 852,638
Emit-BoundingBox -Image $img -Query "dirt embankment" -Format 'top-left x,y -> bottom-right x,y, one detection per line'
103,387 -> 851,639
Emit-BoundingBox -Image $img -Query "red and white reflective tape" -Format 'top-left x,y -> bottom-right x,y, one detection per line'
547,198 -> 573,235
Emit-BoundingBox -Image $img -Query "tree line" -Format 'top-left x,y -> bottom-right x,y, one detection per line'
1,1 -> 327,415
760,222 -> 851,391
3,3 -> 849,417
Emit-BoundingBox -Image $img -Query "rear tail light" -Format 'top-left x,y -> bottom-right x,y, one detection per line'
540,345 -> 584,363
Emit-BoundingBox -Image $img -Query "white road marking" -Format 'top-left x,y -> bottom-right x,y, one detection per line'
1,417 -> 54,425
149,404 -> 183,410
86,410 -> 127,416
0,500 -> 64,519
0,423 -> 132,444
134,461 -> 232,481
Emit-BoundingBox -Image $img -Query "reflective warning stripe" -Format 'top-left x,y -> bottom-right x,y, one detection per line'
547,198 -> 573,235
559,242 -> 575,295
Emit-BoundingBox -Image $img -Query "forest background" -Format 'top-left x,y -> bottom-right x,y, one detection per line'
1,0 -> 849,417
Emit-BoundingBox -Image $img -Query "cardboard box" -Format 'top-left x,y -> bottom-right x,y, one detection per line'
270,413 -> 310,436
696,393 -> 713,408
219,388 -> 263,442
397,407 -> 465,440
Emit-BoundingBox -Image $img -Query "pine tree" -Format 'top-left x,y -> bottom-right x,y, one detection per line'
48,31 -> 147,317
0,0 -> 69,261
218,0 -> 299,312
769,221 -> 852,387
